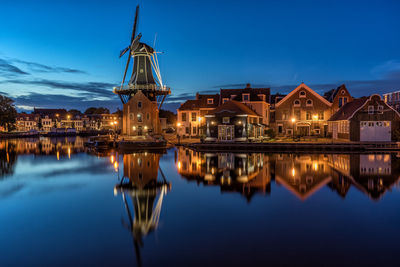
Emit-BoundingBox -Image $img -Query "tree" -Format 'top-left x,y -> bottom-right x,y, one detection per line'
159,109 -> 177,124
0,95 -> 17,132
84,107 -> 98,115
68,109 -> 82,117
113,108 -> 123,117
84,107 -> 110,115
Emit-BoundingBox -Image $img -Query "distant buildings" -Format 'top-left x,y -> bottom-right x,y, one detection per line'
383,90 -> 400,112
14,108 -> 121,133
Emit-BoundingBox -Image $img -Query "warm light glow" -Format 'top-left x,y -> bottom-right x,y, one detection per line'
291,118 -> 296,123
312,115 -> 318,120
132,126 -> 136,130
144,126 -> 148,130
56,114 -> 59,117
68,147 -> 71,159
292,168 -> 295,177
177,161 -> 181,170
114,161 -> 119,172
198,117 -> 203,122
177,122 -> 181,127
56,151 -> 59,161
110,122 -> 114,125
313,162 -> 318,171
110,155 -> 114,164
67,115 -> 70,119
211,121 -> 215,125
114,121 -> 118,124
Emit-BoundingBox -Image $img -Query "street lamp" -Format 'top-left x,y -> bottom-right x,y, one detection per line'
291,117 -> 296,140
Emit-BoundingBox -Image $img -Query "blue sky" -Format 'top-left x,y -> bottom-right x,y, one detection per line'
0,0 -> 400,112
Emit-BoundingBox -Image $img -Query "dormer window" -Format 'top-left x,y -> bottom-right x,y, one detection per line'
294,99 -> 301,107
242,94 -> 250,102
299,91 -> 306,98
222,98 -> 229,104
258,94 -> 265,101
368,106 -> 374,114
207,98 -> 214,104
306,99 -> 313,106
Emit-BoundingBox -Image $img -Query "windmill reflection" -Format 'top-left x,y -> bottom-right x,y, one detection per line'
114,152 -> 170,266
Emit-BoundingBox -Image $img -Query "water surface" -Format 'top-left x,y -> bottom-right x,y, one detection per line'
1,137 -> 400,266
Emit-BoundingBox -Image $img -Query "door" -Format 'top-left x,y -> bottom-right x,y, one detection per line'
218,125 -> 234,141
137,126 -> 143,136
360,121 -> 391,142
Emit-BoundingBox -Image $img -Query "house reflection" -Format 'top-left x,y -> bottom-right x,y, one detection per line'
177,148 -> 271,201
177,148 -> 400,201
114,152 -> 170,267
0,140 -> 17,178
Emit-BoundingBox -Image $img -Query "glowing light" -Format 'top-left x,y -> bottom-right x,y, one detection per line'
198,117 -> 203,123
114,161 -> 119,172
313,162 -> 318,171
132,126 -> 136,130
56,151 -> 60,161
110,122 -> 114,125
292,168 -> 295,177
312,115 -> 318,120
67,115 -> 70,119
177,161 -> 181,170
110,155 -> 114,164
144,126 -> 148,130
177,122 -> 181,127
291,118 -> 296,123
114,121 -> 118,125
68,148 -> 71,159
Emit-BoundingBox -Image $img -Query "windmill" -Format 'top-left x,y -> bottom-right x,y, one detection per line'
113,5 -> 170,110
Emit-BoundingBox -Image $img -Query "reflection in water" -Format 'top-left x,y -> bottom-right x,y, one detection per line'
114,152 -> 170,266
177,147 -> 400,201
0,140 -> 17,178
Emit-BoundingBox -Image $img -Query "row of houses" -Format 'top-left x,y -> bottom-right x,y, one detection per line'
177,83 -> 400,142
15,108 -> 122,133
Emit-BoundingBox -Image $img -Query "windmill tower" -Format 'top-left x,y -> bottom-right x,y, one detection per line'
113,5 -> 171,137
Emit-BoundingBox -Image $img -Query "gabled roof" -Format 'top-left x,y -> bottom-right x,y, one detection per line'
275,83 -> 332,108
328,97 -> 369,121
220,85 -> 270,103
208,100 -> 260,116
323,84 -> 349,102
178,94 -> 220,111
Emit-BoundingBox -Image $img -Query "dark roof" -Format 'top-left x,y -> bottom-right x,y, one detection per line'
209,100 -> 260,116
33,108 -> 68,115
328,97 -> 368,121
178,94 -> 220,111
270,93 -> 286,105
323,84 -> 347,102
220,85 -> 270,103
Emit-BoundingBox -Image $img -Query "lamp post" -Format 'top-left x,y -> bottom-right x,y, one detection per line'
291,117 -> 296,141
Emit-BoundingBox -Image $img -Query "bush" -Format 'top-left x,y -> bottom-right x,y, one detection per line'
265,128 -> 276,139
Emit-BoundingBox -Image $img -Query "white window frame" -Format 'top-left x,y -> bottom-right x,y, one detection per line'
207,98 -> 214,104
299,91 -> 306,98
294,99 -> 301,107
368,106 -> 374,114
222,117 -> 230,124
242,94 -> 250,102
306,99 -> 313,106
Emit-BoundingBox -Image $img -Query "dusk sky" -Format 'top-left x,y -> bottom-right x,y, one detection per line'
1,0 -> 400,112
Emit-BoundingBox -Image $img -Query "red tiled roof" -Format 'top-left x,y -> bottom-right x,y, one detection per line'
178,94 -> 220,110
209,100 -> 260,116
328,97 -> 368,121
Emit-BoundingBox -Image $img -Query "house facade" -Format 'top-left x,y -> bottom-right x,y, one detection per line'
16,114 -> 40,132
122,91 -> 160,136
273,83 -> 332,137
383,90 -> 400,112
328,94 -> 400,142
205,100 -> 264,142
323,84 -> 353,114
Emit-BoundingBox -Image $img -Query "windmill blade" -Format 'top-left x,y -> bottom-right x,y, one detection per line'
130,33 -> 142,51
130,5 -> 140,43
119,46 -> 130,58
121,54 -> 131,88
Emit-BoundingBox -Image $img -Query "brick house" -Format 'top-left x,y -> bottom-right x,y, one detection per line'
328,94 -> 400,142
273,83 -> 332,137
323,84 -> 353,114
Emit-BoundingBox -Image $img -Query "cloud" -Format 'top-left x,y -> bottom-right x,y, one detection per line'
371,60 -> 400,80
12,58 -> 87,74
2,78 -> 115,98
0,58 -> 29,77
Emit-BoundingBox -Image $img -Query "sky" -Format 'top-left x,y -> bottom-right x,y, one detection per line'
0,0 -> 400,112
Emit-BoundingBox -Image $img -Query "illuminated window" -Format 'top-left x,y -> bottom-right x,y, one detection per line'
137,113 -> 142,122
191,112 -> 197,122
223,117 -> 230,124
242,94 -> 250,102
222,98 -> 229,103
207,98 -> 214,104
318,111 -> 324,120
182,112 -> 187,122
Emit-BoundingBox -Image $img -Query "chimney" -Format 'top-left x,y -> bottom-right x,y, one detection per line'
196,92 -> 200,100
246,83 -> 251,89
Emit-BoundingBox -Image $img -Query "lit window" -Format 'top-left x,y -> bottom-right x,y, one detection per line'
223,117 -> 230,124
222,98 -> 229,103
207,98 -> 214,104
242,94 -> 250,102
318,112 -> 324,120
137,113 -> 143,122
191,112 -> 197,122
182,113 -> 187,122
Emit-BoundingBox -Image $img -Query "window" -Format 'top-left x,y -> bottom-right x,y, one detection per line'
137,113 -> 143,122
207,98 -> 214,104
185,127 -> 189,134
223,117 -> 230,124
339,97 -> 343,108
242,94 -> 250,102
344,97 -> 348,104
222,98 -> 229,103
341,90 -> 345,95
299,91 -> 306,97
318,111 -> 324,120
282,111 -> 288,120
306,111 -> 311,120
294,100 -> 300,107
146,113 -> 150,120
306,99 -> 313,106
278,125 -> 283,134
182,112 -> 187,122
193,126 -> 197,135
191,112 -> 197,122
138,101 -> 142,108
378,105 -> 384,113
295,110 -> 301,120
368,106 -> 374,114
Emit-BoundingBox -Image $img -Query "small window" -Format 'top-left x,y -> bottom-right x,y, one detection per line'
306,99 -> 313,106
299,91 -> 306,97
182,113 -> 187,122
339,97 -> 343,108
223,117 -> 230,124
137,113 -> 143,122
242,94 -> 250,102
258,94 -> 265,101
146,113 -> 150,120
306,111 -> 311,120
191,112 -> 197,122
222,98 -> 229,104
318,111 -> 324,120
378,105 -> 384,113
207,98 -> 214,104
368,106 -> 374,114
294,100 -> 300,107
185,127 -> 189,134
138,101 -> 142,108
